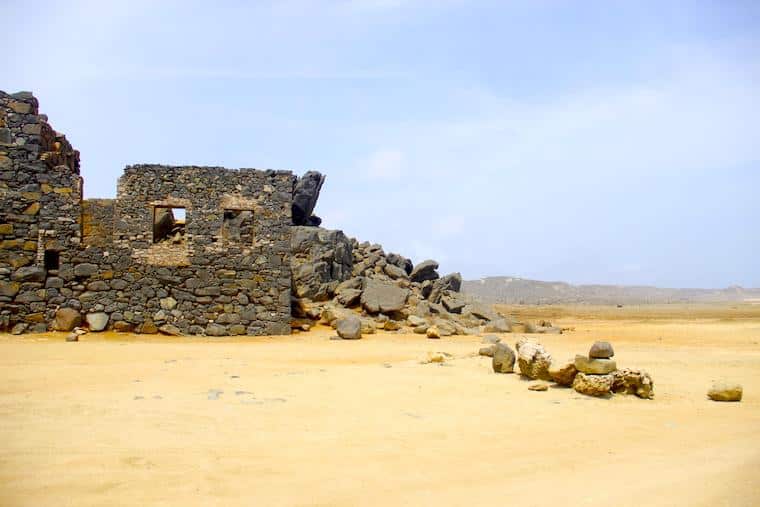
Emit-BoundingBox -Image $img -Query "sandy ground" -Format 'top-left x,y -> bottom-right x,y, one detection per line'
1,306 -> 760,506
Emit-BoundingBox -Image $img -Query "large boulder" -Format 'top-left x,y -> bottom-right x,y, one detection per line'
573,372 -> 613,397
492,343 -> 516,373
291,226 -> 353,300
574,355 -> 617,375
336,315 -> 362,339
427,272 -> 462,303
441,293 -> 466,314
707,381 -> 742,402
361,278 -> 409,314
612,369 -> 654,399
292,171 -> 326,226
52,308 -> 82,332
386,253 -> 413,275
515,338 -> 552,380
336,288 -> 362,307
410,260 -> 439,283
383,263 -> 408,280
548,358 -> 578,386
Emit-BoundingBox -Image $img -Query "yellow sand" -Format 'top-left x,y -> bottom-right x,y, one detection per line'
1,306 -> 760,506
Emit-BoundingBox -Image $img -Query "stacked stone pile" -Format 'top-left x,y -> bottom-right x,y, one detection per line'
572,341 -> 618,397
481,337 -> 654,399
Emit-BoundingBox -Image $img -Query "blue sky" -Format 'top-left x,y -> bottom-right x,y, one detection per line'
3,0 -> 758,287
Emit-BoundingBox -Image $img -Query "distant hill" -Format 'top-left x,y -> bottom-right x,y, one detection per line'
462,276 -> 760,305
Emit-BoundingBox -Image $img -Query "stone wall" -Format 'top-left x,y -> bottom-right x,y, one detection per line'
0,91 -> 295,336
0,91 -> 83,333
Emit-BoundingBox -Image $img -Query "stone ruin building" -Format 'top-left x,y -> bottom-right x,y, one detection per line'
1,91 -> 483,337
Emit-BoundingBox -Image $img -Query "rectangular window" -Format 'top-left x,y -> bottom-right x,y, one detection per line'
153,206 -> 186,244
222,209 -> 253,244
44,250 -> 60,270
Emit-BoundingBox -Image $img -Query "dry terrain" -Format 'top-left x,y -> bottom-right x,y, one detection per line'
1,304 -> 760,506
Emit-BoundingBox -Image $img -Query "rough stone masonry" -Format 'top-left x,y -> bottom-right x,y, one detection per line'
1,91 -> 479,337
1,91 -> 292,336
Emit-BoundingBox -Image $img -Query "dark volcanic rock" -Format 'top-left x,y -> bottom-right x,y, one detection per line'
428,272 -> 462,303
292,171 -> 326,226
410,260 -> 440,283
492,343 -> 516,373
336,315 -> 362,339
361,279 -> 409,314
386,253 -> 413,275
291,226 -> 353,300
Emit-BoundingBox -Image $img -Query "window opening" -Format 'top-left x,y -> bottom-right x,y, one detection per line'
153,206 -> 186,244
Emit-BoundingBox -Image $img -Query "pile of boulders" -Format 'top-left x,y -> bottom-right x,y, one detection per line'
291,227 -> 520,338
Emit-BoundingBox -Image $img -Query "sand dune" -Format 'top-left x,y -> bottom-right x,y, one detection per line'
1,306 -> 759,506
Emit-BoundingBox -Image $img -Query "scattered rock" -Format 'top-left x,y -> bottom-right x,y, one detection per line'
426,325 -> 441,339
589,341 -> 615,359
336,315 -> 362,340
572,372 -> 613,397
421,351 -> 449,364
481,335 -> 501,344
574,355 -> 617,375
707,381 -> 743,402
515,338 -> 552,380
528,382 -> 549,391
492,342 -> 516,373
612,369 -> 654,399
548,358 -> 578,386
65,333 -> 78,342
